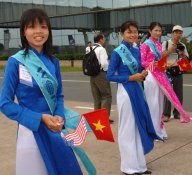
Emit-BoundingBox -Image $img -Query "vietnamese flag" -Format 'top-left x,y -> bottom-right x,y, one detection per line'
157,56 -> 167,71
177,58 -> 192,71
83,108 -> 115,142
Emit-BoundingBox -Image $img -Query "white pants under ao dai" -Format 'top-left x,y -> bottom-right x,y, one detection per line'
16,124 -> 48,175
144,71 -> 167,139
117,83 -> 147,174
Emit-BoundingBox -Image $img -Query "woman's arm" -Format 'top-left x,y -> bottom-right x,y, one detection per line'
0,58 -> 42,131
140,43 -> 151,69
107,50 -> 146,83
106,51 -> 130,83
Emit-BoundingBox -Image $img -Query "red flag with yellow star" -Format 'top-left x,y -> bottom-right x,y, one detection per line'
83,108 -> 115,142
177,58 -> 192,71
157,56 -> 167,71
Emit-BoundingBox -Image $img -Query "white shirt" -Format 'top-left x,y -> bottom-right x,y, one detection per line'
85,46 -> 92,54
162,39 -> 189,65
92,43 -> 109,71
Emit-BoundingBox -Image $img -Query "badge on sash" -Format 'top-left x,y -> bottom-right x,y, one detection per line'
19,64 -> 33,87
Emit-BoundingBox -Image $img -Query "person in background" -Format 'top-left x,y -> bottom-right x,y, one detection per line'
90,32 -> 113,123
140,22 -> 168,140
85,41 -> 92,54
162,25 -> 189,122
107,20 -> 160,175
135,34 -> 142,49
0,8 -> 82,175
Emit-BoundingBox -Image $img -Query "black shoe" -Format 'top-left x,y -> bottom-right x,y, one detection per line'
142,170 -> 152,174
174,115 -> 180,119
109,119 -> 114,124
122,172 -> 140,175
163,116 -> 170,122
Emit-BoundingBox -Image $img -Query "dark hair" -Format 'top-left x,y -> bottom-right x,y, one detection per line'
120,21 -> 138,33
149,22 -> 162,31
148,22 -> 162,37
138,35 -> 142,39
94,32 -> 104,43
20,8 -> 53,58
87,41 -> 92,44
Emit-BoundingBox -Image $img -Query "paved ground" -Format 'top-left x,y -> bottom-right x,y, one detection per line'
0,64 -> 192,175
1,100 -> 192,175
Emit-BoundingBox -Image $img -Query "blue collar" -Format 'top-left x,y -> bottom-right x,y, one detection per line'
122,41 -> 133,50
29,47 -> 44,57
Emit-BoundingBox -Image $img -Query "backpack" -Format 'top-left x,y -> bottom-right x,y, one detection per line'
82,45 -> 101,76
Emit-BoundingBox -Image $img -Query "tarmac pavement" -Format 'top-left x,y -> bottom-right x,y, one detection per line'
1,100 -> 192,175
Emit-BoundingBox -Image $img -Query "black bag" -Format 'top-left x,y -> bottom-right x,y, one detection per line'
166,66 -> 182,76
82,45 -> 101,76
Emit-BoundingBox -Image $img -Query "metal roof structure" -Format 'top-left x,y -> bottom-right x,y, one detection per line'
0,0 -> 191,32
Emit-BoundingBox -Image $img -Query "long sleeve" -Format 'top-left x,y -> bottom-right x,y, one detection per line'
140,43 -> 152,69
98,48 -> 109,71
94,44 -> 109,71
0,58 -> 42,131
53,58 -> 65,119
107,51 -> 129,83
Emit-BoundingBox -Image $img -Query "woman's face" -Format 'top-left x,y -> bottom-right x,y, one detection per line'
121,26 -> 138,45
149,26 -> 162,40
24,19 -> 49,53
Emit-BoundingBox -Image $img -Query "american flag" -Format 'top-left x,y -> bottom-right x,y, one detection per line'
61,116 -> 88,147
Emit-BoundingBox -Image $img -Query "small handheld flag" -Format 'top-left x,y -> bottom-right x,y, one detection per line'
83,108 -> 115,142
177,58 -> 192,71
157,56 -> 167,71
61,116 -> 88,147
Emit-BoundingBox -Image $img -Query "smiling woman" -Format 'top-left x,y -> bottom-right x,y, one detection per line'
0,8 -> 83,175
20,8 -> 53,58
23,20 -> 49,53
106,20 -> 160,175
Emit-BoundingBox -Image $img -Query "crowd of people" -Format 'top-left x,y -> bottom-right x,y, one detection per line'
0,7 -> 191,175
87,21 -> 190,174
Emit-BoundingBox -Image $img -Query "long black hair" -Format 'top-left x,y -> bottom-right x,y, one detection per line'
148,22 -> 162,38
20,8 -> 53,59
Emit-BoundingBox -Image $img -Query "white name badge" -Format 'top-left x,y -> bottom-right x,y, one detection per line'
19,64 -> 33,87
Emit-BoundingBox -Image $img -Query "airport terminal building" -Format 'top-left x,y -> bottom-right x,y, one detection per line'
0,0 -> 191,54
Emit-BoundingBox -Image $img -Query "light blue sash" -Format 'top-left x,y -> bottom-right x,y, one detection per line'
13,49 -> 96,175
115,44 -> 138,74
114,44 -> 161,153
115,44 -> 146,100
145,39 -> 161,61
13,50 -> 57,114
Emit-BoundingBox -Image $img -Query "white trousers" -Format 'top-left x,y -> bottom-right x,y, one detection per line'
16,125 -> 48,175
117,84 -> 147,174
144,72 -> 167,139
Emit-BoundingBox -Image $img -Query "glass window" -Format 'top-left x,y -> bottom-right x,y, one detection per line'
130,0 -> 147,6
148,0 -> 168,4
56,0 -> 69,6
113,0 -> 130,8
97,0 -> 112,9
11,0 -> 21,2
52,30 -> 62,46
82,0 -> 97,8
32,0 -> 43,5
21,0 -> 33,3
69,0 -> 83,7
43,0 -> 56,5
